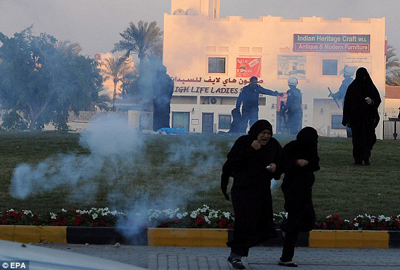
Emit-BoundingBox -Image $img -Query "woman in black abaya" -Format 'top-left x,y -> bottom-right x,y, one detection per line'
221,120 -> 282,269
279,127 -> 320,267
342,67 -> 381,165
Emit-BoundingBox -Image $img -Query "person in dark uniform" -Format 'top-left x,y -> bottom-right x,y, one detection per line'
228,108 -> 246,134
285,77 -> 302,135
152,65 -> 174,131
236,77 -> 282,131
342,67 -> 381,165
278,127 -> 320,267
221,120 -> 282,269
331,66 -> 355,137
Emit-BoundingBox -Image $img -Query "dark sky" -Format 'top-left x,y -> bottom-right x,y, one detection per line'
0,0 -> 399,57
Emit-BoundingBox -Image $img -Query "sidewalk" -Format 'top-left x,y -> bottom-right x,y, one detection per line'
34,243 -> 400,270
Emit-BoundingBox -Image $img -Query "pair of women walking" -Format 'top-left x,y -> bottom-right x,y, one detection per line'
221,120 -> 319,268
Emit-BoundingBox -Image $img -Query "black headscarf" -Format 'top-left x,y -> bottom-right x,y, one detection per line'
248,120 -> 273,139
342,67 -> 381,127
296,127 -> 318,148
352,67 -> 375,89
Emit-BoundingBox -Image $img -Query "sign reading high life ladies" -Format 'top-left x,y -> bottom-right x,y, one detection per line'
293,34 -> 370,53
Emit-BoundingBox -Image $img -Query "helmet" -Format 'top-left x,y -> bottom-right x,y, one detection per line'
343,66 -> 355,77
288,77 -> 298,86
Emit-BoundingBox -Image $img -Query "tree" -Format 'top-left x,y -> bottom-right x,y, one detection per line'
0,27 -> 102,130
100,55 -> 129,111
113,20 -> 163,62
386,45 -> 400,86
113,21 -> 163,109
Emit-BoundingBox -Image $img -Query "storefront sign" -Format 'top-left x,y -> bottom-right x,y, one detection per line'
174,86 -> 239,95
172,76 -> 264,85
293,34 -> 370,53
236,58 -> 261,77
278,55 -> 306,79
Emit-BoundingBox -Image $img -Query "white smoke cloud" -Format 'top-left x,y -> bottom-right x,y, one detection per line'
9,112 -> 226,240
9,113 -> 144,200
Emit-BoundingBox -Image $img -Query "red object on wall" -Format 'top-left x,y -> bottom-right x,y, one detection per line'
236,58 -> 261,77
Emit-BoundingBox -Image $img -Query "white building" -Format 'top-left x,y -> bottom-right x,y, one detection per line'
163,0 -> 386,138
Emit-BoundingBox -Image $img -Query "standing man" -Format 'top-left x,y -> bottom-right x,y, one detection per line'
331,66 -> 355,137
285,77 -> 303,135
236,76 -> 282,131
152,65 -> 174,131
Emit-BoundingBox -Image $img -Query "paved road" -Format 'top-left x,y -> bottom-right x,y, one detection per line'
34,243 -> 400,270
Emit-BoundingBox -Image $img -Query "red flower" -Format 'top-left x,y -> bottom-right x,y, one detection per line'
322,222 -> 328,229
328,217 -> 334,222
2,220 -> 7,225
218,218 -> 227,228
73,218 -> 81,226
335,224 -> 340,230
195,216 -> 203,225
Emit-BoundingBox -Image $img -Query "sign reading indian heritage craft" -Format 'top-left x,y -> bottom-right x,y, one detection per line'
293,34 -> 370,53
236,58 -> 261,77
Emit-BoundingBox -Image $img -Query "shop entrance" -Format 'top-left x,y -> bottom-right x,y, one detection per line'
202,113 -> 214,133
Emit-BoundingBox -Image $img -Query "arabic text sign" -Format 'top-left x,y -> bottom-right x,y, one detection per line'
293,34 -> 370,53
236,58 -> 261,77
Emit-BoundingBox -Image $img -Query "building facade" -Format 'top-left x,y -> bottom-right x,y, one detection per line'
164,0 -> 386,138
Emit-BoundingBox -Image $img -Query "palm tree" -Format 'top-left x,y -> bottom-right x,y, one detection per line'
113,20 -> 163,62
101,56 -> 129,111
386,45 -> 400,86
55,40 -> 82,58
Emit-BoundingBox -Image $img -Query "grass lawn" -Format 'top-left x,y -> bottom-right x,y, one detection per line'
0,131 -> 399,220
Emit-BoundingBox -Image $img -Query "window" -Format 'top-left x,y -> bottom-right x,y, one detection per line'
322,59 -> 338,75
208,57 -> 226,73
331,115 -> 345,129
218,115 -> 231,129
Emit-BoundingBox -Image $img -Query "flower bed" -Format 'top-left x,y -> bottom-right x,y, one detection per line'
2,205 -> 400,230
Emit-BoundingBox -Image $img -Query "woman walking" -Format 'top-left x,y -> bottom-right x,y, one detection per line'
342,67 -> 381,165
221,120 -> 282,269
279,127 -> 320,267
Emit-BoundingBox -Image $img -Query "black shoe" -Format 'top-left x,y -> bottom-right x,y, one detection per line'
364,160 -> 370,166
279,260 -> 298,267
228,256 -> 245,269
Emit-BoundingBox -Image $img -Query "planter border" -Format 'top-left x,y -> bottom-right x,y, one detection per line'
0,226 -> 399,249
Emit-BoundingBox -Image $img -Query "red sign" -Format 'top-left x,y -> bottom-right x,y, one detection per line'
236,58 -> 261,77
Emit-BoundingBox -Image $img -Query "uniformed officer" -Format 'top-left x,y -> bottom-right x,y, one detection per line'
235,76 -> 283,130
285,77 -> 302,135
331,66 -> 355,138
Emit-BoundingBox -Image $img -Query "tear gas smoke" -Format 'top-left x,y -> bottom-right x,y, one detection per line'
9,113 -> 225,240
10,113 -> 142,200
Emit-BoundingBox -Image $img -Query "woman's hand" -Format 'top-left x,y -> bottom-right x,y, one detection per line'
251,140 -> 262,150
266,163 -> 277,173
297,159 -> 309,167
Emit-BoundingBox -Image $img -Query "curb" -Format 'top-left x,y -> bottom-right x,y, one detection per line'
0,226 -> 399,248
